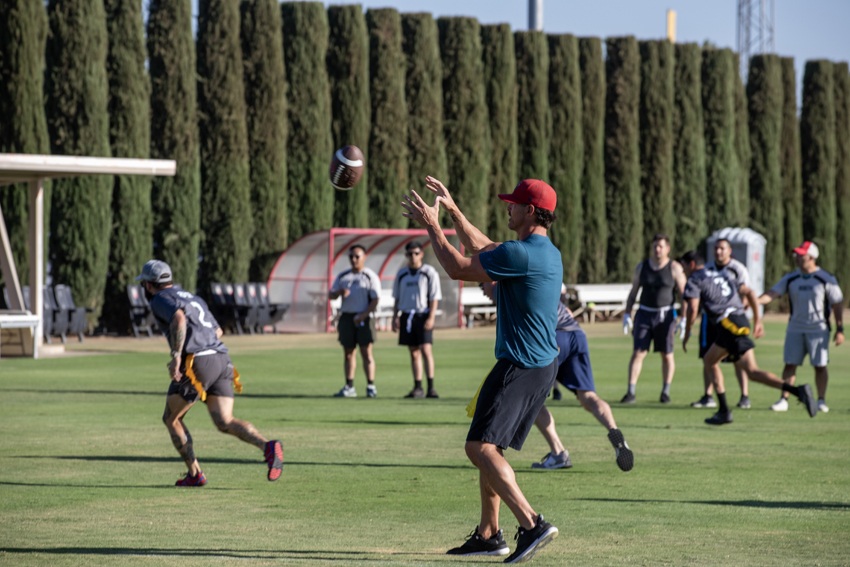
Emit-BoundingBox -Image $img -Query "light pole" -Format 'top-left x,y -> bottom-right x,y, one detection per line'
529,0 -> 543,31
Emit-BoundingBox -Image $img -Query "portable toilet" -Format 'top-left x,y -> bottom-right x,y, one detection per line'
706,227 -> 766,317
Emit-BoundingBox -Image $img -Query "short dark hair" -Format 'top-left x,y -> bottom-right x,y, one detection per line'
652,233 -> 670,245
349,244 -> 366,255
715,238 -> 731,248
679,250 -> 704,266
405,241 -> 423,252
533,207 -> 556,230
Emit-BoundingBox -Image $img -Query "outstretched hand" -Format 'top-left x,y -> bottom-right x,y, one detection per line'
424,176 -> 457,212
402,190 -> 441,229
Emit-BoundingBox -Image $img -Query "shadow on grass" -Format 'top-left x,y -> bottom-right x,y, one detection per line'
280,418 -> 468,426
0,482 -> 241,490
577,497 -> 850,510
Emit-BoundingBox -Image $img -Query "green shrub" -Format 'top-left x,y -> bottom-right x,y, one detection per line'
833,62 -> 850,295
780,57 -> 803,269
515,31 -> 550,182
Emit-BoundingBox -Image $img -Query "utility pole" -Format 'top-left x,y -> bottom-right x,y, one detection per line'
529,0 -> 543,31
667,10 -> 677,43
737,0 -> 775,81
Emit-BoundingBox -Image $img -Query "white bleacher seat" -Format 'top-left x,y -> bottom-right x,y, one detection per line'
461,286 -> 496,328
566,284 -> 635,323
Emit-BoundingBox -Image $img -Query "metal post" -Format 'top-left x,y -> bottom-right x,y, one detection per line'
28,178 -> 43,358
667,10 -> 677,43
528,0 -> 542,31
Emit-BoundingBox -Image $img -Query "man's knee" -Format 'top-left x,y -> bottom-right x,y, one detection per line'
632,349 -> 648,360
210,411 -> 231,433
409,346 -> 422,357
784,363 -> 797,373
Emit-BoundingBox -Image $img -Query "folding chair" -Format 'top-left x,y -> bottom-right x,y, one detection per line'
53,284 -> 90,342
127,285 -> 157,338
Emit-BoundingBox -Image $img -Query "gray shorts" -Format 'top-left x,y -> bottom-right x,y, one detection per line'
784,330 -> 830,367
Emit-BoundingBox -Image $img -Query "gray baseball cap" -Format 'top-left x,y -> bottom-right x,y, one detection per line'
136,260 -> 173,284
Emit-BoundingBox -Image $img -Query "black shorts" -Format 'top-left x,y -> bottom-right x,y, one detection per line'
399,312 -> 433,346
713,312 -> 755,358
467,357 -> 558,451
633,308 -> 675,354
700,314 -> 742,362
167,352 -> 235,403
338,312 -> 376,349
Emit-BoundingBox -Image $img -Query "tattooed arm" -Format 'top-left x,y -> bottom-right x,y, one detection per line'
168,309 -> 187,382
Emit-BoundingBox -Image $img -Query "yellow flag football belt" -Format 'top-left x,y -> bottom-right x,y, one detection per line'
184,354 -> 243,403
719,317 -> 750,336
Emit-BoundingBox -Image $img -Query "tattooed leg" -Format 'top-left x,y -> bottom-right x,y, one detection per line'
206,395 -> 267,449
163,394 -> 200,475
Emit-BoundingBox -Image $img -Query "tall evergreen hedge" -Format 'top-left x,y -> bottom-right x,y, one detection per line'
366,9 -> 408,229
104,0 -> 151,331
281,2 -> 333,241
746,54 -> 784,289
639,40 -> 675,247
780,57 -> 803,269
833,62 -> 850,294
672,43 -> 707,253
515,31 -> 550,182
605,37 -> 643,281
548,34 -> 582,282
438,17 -> 490,230
45,0 -> 112,323
0,0 -> 50,288
196,0 -> 253,287
481,24 -> 517,242
148,0 -> 201,291
702,48 -> 740,231
734,55 -> 751,224
242,0 -> 288,281
578,37 -> 606,282
328,5 -> 369,229
800,60 -> 837,273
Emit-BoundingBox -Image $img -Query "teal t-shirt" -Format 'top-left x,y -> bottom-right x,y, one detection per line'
478,234 -> 562,368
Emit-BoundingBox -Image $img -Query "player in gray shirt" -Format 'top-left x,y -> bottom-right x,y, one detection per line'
758,241 -> 844,413
329,245 -> 382,398
392,241 -> 442,398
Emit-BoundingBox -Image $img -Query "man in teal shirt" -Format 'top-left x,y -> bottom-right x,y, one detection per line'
403,177 -> 564,564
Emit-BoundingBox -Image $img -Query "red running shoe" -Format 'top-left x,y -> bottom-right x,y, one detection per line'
175,471 -> 206,487
265,440 -> 284,481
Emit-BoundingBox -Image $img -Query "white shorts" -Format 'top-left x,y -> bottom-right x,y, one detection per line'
783,330 -> 831,367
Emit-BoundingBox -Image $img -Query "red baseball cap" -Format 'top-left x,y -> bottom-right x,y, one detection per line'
498,179 -> 557,212
792,241 -> 819,259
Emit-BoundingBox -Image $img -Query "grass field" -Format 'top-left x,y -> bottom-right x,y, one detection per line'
1,318 -> 848,566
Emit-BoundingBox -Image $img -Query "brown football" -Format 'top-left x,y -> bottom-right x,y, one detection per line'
329,145 -> 365,191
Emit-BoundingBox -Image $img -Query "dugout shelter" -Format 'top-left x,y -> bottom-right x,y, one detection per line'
0,154 -> 176,358
267,228 -> 465,333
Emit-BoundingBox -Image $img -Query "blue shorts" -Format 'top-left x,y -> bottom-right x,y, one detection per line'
555,331 -> 595,393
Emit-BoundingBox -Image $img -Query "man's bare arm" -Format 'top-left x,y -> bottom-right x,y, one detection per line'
625,263 -> 642,314
169,309 -> 187,356
758,290 -> 780,305
216,327 -> 223,340
427,224 -> 493,281
424,176 -> 499,254
740,284 -> 764,338
682,297 -> 700,352
671,261 -> 687,299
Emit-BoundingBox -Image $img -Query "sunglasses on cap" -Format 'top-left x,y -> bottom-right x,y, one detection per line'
349,253 -> 363,259
405,250 -> 422,257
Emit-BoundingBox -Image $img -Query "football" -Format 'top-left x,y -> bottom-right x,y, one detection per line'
329,145 -> 365,191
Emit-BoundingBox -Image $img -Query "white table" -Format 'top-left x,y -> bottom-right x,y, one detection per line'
0,311 -> 40,359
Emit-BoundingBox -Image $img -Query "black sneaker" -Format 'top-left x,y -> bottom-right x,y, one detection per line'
446,527 -> 509,556
405,387 -> 425,399
797,383 -> 818,418
737,396 -> 751,409
620,393 -> 636,404
552,387 -> 562,401
607,429 -> 634,472
426,389 -> 440,399
659,392 -> 671,404
504,515 -> 558,563
705,411 -> 734,425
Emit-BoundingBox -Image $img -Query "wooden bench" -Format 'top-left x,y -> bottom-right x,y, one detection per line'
0,310 -> 40,358
461,286 -> 496,328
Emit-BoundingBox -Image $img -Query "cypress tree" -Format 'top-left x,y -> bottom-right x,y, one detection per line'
402,13 -> 448,228
366,9 -> 408,229
548,34 -> 582,282
672,43 -> 707,254
481,23 -> 517,242
438,17 -> 490,230
45,0 -> 112,323
242,0 -> 288,281
746,54 -> 784,290
780,57 -> 803,267
148,0 -> 201,291
734,54 -> 751,224
578,37 -> 606,282
702,48 -> 739,231
605,37 -> 643,282
104,0 -> 151,331
639,40 -> 675,247
800,60 -> 837,273
0,0 -> 50,287
833,62 -> 850,294
515,31 -> 550,181
328,4 -> 369,229
281,2 -> 333,241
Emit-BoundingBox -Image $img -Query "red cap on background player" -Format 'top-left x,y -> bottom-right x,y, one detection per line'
498,179 -> 557,212
792,241 -> 819,259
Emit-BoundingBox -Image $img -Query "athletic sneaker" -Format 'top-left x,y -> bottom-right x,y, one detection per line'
532,452 -> 572,470
620,393 -> 636,404
607,429 -> 634,472
552,387 -> 562,401
446,527 -> 509,556
366,384 -> 377,398
797,383 -> 817,418
334,385 -> 357,398
659,392 -> 671,404
818,399 -> 829,413
691,395 -> 717,408
405,387 -> 425,399
175,471 -> 206,487
770,397 -> 788,411
504,515 -> 559,563
705,411 -> 734,425
737,396 -> 751,409
426,389 -> 440,399
265,440 -> 283,481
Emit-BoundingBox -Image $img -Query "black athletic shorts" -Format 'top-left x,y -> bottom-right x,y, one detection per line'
700,314 -> 742,362
633,308 -> 675,354
399,312 -> 433,346
167,352 -> 235,403
467,357 -> 558,451
338,312 -> 376,349
713,312 -> 755,358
